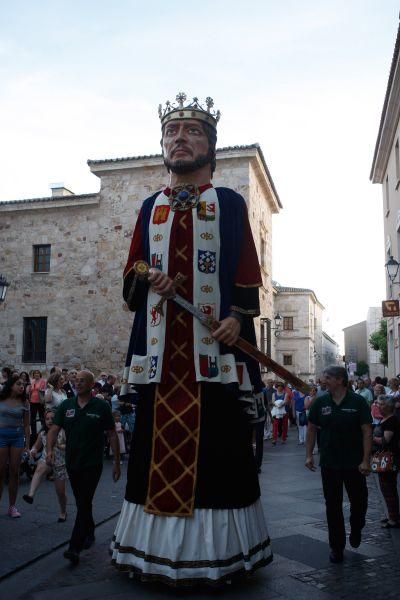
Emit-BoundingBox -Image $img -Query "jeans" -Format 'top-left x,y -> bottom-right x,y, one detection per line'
295,411 -> 307,444
321,467 -> 368,552
68,465 -> 103,552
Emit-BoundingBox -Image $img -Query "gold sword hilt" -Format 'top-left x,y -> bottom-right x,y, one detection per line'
133,260 -> 187,317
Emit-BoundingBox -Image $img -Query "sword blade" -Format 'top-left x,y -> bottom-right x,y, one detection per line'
168,293 -> 310,394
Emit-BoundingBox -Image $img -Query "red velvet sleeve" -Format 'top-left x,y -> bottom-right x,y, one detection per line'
231,208 -> 262,316
123,210 -> 148,310
123,210 -> 144,279
235,209 -> 262,287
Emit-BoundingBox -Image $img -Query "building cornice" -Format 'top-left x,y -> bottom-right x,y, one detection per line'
88,144 -> 282,210
371,21 -> 400,183
322,331 -> 338,346
0,193 -> 99,212
274,285 -> 324,309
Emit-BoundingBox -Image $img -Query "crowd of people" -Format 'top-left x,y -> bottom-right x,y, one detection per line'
257,373 -> 400,538
0,365 -> 136,520
1,363 -> 400,569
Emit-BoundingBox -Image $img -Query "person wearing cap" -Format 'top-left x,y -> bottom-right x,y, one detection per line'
111,93 -> 272,585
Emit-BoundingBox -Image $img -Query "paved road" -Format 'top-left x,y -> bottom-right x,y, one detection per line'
1,427 -> 399,599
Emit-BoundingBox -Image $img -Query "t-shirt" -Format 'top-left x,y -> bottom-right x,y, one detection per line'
377,415 -> 400,455
0,400 -> 29,428
53,396 -> 115,470
308,391 -> 372,469
356,387 -> 373,405
293,390 -> 305,412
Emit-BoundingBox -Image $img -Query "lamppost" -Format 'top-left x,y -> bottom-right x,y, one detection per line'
272,312 -> 282,337
0,274 -> 10,303
385,255 -> 400,289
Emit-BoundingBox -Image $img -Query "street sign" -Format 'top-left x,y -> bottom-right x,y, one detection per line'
382,299 -> 400,317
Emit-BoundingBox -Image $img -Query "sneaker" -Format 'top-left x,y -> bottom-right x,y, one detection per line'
8,505 -> 21,518
349,530 -> 361,548
23,494 -> 33,504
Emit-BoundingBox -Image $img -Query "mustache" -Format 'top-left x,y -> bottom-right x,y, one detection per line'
171,145 -> 192,156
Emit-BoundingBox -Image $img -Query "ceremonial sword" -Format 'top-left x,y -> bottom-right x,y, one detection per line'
132,260 -> 311,394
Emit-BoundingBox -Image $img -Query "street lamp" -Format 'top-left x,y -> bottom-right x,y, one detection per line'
385,255 -> 400,285
0,274 -> 10,303
273,312 -> 282,337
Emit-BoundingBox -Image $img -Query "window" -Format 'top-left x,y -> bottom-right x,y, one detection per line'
33,245 -> 51,272
283,316 -> 293,330
283,354 -> 293,366
396,139 -> 400,184
23,317 -> 47,362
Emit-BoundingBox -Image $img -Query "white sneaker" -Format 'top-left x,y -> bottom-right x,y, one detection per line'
8,505 -> 21,518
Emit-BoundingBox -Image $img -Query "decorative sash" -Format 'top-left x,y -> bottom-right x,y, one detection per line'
127,188 -> 251,390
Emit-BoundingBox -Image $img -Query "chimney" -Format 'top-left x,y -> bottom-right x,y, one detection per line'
50,182 -> 74,197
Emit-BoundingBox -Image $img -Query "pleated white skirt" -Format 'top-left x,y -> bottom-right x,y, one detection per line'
111,499 -> 272,586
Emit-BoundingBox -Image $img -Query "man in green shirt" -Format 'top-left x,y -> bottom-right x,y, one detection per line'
47,370 -> 120,565
305,366 -> 372,564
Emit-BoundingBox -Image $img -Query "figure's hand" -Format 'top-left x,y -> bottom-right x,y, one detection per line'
112,462 -> 121,482
359,460 -> 371,476
148,269 -> 175,298
211,317 -> 241,346
305,456 -> 317,471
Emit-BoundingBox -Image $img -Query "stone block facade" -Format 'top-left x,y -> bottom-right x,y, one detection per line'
0,145 -> 281,376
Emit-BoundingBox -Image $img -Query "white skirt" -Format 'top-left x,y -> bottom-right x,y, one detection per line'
111,499 -> 272,586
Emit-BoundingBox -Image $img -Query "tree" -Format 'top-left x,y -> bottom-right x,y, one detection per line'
369,319 -> 388,366
356,361 -> 369,377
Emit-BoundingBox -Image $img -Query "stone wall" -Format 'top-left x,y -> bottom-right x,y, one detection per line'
0,146 -> 280,376
274,290 -> 324,381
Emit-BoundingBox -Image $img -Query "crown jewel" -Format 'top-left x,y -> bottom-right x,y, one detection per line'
158,93 -> 221,129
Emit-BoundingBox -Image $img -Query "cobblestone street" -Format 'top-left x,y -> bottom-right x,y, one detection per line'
1,428 -> 399,599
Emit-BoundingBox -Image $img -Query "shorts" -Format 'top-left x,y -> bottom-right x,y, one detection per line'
0,427 -> 24,448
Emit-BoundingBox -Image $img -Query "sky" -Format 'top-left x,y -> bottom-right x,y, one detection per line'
0,0 -> 398,349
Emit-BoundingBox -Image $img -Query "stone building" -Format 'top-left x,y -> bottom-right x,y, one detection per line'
0,144 -> 281,375
273,285 -> 325,382
343,320 -> 368,369
321,332 -> 341,373
371,20 -> 400,377
367,307 -> 385,379
343,309 -> 385,379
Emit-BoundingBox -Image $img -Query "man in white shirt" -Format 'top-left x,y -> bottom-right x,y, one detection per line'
355,379 -> 373,405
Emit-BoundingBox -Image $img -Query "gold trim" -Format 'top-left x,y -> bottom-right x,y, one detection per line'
145,378 -> 201,517
230,305 -> 260,316
235,281 -> 263,288
123,264 -> 136,279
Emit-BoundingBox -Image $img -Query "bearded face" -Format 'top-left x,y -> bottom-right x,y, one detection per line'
162,119 -> 215,175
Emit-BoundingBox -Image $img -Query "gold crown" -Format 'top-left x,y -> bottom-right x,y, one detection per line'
158,92 -> 221,129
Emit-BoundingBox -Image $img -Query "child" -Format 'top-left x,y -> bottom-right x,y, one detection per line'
22,409 -> 68,522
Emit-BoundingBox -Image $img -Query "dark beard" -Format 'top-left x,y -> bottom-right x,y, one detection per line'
163,153 -> 211,174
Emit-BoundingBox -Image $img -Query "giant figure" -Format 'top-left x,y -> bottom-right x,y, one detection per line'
111,93 -> 272,585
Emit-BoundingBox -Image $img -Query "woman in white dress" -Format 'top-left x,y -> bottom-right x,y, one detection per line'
44,372 -> 67,409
